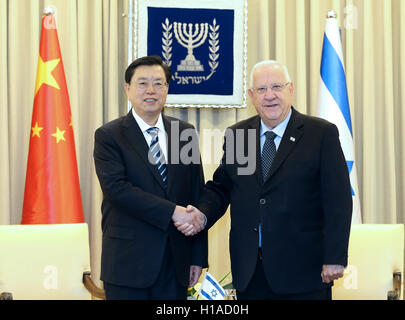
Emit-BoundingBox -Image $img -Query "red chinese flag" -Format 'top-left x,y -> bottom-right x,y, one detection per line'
22,14 -> 84,224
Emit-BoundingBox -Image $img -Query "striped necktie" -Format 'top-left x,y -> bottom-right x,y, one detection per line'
261,131 -> 277,181
146,127 -> 168,187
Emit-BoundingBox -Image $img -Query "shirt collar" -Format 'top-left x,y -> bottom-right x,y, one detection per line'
131,108 -> 165,133
260,109 -> 292,138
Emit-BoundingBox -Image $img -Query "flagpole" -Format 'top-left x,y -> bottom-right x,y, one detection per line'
43,6 -> 55,15
327,9 -> 337,19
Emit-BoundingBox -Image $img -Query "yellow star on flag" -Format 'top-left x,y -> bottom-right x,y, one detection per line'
51,127 -> 66,143
35,56 -> 60,95
31,122 -> 44,138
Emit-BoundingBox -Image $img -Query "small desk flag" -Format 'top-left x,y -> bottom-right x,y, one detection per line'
199,272 -> 226,300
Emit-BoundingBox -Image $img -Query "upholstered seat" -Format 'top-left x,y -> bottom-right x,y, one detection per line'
0,223 -> 104,300
332,224 -> 403,300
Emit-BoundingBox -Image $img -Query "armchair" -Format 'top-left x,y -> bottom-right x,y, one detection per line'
332,224 -> 403,300
0,223 -> 105,300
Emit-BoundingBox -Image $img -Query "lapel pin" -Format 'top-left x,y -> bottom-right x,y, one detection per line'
290,136 -> 296,142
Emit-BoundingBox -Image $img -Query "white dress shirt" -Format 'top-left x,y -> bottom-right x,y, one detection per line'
259,109 -> 292,153
131,108 -> 168,161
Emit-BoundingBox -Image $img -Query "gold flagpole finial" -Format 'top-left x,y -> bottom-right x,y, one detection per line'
327,10 -> 337,19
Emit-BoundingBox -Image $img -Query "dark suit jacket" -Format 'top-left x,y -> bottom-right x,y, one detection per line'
93,111 -> 208,288
198,107 -> 352,294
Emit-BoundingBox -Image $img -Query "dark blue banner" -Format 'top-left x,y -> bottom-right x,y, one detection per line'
146,7 -> 234,96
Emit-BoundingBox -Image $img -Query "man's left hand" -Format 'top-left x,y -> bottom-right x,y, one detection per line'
321,264 -> 345,283
189,265 -> 202,288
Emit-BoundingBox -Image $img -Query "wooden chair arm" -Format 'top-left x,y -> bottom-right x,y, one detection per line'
83,272 -> 106,300
0,292 -> 13,300
387,271 -> 401,300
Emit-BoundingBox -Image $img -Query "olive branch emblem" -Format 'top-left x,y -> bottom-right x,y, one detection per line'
207,18 -> 219,80
161,18 -> 173,67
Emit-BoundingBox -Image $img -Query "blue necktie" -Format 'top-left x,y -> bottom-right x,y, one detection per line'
259,131 -> 278,248
261,131 -> 277,181
146,127 -> 168,187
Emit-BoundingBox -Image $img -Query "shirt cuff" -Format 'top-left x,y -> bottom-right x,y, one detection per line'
202,213 -> 207,227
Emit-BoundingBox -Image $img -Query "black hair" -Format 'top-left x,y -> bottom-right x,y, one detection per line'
125,55 -> 172,84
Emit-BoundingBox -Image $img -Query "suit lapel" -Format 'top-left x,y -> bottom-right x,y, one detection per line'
163,114 -> 197,196
265,108 -> 304,181
121,111 -> 167,190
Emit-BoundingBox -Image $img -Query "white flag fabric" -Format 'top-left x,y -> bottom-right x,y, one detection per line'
316,14 -> 362,224
198,271 -> 226,300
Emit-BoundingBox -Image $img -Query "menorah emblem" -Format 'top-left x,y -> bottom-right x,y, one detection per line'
173,22 -> 209,71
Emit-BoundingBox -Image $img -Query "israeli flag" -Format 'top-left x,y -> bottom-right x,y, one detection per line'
199,271 -> 226,300
316,12 -> 362,224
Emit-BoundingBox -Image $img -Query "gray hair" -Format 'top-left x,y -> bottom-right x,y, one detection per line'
249,60 -> 291,88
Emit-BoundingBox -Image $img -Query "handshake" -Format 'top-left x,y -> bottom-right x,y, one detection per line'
172,205 -> 206,236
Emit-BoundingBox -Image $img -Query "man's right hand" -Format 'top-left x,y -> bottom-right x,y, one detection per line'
172,205 -> 205,236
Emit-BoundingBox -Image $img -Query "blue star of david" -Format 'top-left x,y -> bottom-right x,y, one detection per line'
211,289 -> 218,298
346,161 -> 355,196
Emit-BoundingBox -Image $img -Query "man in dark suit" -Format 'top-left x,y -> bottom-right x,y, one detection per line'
181,60 -> 352,299
93,55 -> 208,300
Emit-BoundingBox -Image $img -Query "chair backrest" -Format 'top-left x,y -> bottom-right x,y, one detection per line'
0,223 -> 91,300
332,224 -> 404,300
